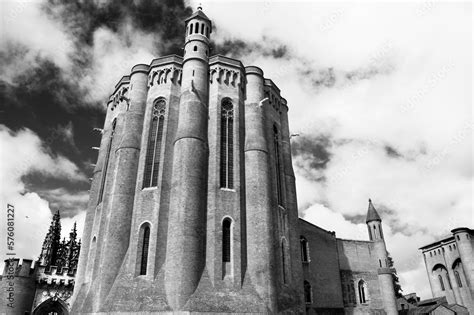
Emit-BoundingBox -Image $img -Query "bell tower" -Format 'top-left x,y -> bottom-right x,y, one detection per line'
164,6 -> 211,310
366,199 -> 398,315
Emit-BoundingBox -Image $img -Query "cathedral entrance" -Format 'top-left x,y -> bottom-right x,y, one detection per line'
32,298 -> 69,315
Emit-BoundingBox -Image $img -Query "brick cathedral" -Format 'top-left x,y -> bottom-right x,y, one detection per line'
2,7 -> 400,315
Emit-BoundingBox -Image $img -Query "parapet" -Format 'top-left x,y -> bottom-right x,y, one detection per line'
131,63 -> 150,75
451,227 -> 473,234
2,258 -> 35,277
35,264 -> 77,286
150,55 -> 183,68
209,55 -> 244,71
245,66 -> 264,77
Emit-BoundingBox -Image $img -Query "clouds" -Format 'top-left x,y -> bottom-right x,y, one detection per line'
196,0 -> 472,299
0,0 -> 470,302
0,125 -> 89,267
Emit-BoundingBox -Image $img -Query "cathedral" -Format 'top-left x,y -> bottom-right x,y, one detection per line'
2,7 -> 400,315
69,7 -> 398,314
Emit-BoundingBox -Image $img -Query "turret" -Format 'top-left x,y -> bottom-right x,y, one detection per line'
244,66 -> 278,311
96,64 -> 149,304
164,6 -> 210,309
366,199 -> 383,242
366,199 -> 398,315
452,228 -> 474,292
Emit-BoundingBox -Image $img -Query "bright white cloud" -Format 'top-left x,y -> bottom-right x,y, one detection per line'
0,0 -> 74,83
0,125 -> 87,269
194,0 -> 472,300
79,24 -> 157,102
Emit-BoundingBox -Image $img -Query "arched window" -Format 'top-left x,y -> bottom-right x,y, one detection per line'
201,23 -> 204,34
300,236 -> 309,262
273,125 -> 283,206
193,45 -> 197,51
190,24 -> 193,34
358,280 -> 367,303
439,275 -> 445,291
220,99 -> 234,189
455,271 -> 462,287
222,219 -> 231,263
143,99 -> 166,188
304,280 -> 312,304
281,238 -> 288,284
98,118 -> 117,204
137,224 -> 150,275
205,26 -> 209,37
379,259 -> 382,267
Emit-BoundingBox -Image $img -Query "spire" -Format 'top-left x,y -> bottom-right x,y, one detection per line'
185,5 -> 212,26
38,210 -> 62,266
366,198 -> 381,223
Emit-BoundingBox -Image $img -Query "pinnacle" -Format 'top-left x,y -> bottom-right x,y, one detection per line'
366,198 -> 382,223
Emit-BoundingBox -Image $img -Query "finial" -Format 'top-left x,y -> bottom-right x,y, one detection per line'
197,3 -> 202,10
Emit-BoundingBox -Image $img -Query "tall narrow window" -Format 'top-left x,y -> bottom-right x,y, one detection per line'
98,118 -> 117,204
455,271 -> 462,287
439,275 -> 445,291
358,280 -> 367,303
273,125 -> 283,206
222,219 -> 231,262
143,99 -> 166,188
138,225 -> 150,275
281,239 -> 288,284
349,280 -> 356,304
300,236 -> 309,262
446,273 -> 453,289
304,280 -> 312,304
220,99 -> 234,189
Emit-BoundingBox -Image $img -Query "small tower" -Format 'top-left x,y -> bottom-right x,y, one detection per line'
164,6 -> 211,310
366,199 -> 398,315
38,210 -> 62,266
366,199 -> 383,242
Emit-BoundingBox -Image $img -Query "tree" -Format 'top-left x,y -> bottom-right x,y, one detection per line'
387,252 -> 403,298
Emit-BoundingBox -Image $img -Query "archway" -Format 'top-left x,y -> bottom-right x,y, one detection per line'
33,297 -> 69,315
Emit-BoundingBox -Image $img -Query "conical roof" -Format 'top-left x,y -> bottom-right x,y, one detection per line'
185,6 -> 211,23
366,199 -> 381,223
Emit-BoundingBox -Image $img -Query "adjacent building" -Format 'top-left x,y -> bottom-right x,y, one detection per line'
0,211 -> 80,314
420,227 -> 474,314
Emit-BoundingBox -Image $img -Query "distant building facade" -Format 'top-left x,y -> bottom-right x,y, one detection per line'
69,7 -> 400,314
420,227 -> 474,314
0,211 -> 80,314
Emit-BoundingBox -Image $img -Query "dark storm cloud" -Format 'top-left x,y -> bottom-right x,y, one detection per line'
212,37 -> 289,59
292,134 -> 332,169
2,1 -> 192,217
1,57 -> 103,196
42,0 -> 192,55
35,187 -> 89,218
291,134 -> 332,182
384,145 -> 403,158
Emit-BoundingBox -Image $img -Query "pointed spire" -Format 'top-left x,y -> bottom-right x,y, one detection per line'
366,198 -> 382,223
38,210 -> 63,266
185,4 -> 211,24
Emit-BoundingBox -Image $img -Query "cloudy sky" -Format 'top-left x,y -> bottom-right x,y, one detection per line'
0,0 -> 471,300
